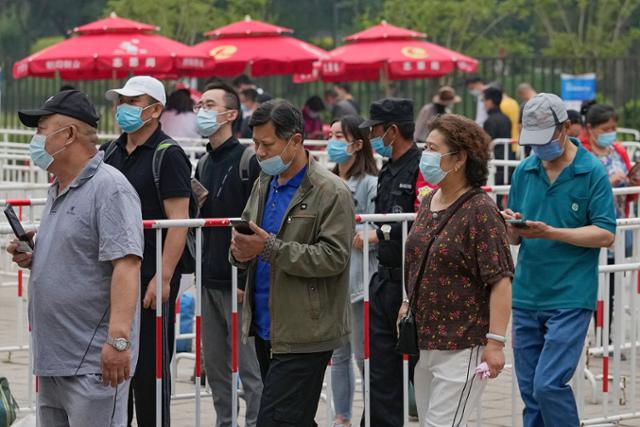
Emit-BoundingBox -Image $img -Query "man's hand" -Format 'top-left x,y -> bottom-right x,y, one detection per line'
353,229 -> 379,251
143,275 -> 170,310
396,301 -> 409,337
101,343 -> 130,387
6,231 -> 35,269
481,341 -> 505,378
238,289 -> 245,304
231,222 -> 269,263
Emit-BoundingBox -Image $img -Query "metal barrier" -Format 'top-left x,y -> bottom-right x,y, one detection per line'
3,191 -> 640,426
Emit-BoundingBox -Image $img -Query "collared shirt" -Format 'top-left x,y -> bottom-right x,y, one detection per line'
101,125 -> 191,281
254,166 -> 308,340
29,152 -> 144,376
508,138 -> 616,311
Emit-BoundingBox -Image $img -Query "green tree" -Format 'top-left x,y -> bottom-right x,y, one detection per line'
374,0 -> 532,57
533,0 -> 640,57
105,0 -> 271,45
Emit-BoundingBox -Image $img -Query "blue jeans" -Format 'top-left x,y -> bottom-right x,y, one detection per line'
331,300 -> 364,421
513,308 -> 592,427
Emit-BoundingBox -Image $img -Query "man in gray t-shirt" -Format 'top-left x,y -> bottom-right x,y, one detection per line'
8,90 -> 143,427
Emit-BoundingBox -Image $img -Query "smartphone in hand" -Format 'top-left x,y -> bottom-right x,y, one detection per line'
506,219 -> 529,229
231,220 -> 255,235
4,205 -> 34,252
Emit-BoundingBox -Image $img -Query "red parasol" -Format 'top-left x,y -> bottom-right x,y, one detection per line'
319,21 -> 477,82
182,16 -> 328,77
12,13 -> 209,80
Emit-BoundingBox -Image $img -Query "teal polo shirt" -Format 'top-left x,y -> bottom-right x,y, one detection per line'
508,138 -> 616,311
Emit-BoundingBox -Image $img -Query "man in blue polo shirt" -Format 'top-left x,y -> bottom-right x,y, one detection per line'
504,93 -> 616,427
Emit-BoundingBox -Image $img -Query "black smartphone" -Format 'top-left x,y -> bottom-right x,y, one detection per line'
506,219 -> 529,229
231,219 -> 255,235
4,205 -> 34,251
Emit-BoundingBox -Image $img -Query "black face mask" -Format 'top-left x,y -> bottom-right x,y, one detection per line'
434,103 -> 447,114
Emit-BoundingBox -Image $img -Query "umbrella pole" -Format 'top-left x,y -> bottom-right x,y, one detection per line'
383,62 -> 391,97
111,70 -> 117,134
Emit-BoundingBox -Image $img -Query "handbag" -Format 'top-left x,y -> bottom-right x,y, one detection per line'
0,377 -> 18,427
396,188 -> 483,355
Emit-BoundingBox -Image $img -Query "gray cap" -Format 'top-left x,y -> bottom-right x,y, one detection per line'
519,93 -> 568,146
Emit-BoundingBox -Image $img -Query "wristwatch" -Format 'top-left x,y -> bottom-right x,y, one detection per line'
107,336 -> 131,352
381,224 -> 392,241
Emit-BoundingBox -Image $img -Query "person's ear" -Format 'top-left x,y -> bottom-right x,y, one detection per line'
292,132 -> 303,147
150,103 -> 163,120
453,150 -> 467,172
353,139 -> 363,152
227,109 -> 239,123
65,125 -> 77,144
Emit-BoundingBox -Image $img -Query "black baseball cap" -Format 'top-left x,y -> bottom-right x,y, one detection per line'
360,98 -> 414,129
19,90 -> 100,128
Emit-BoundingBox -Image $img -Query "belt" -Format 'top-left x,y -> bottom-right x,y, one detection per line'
377,266 -> 403,282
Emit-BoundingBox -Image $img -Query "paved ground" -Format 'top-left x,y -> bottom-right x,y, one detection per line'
2,281 -> 640,426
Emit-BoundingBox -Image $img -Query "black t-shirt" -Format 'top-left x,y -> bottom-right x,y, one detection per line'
101,125 -> 192,281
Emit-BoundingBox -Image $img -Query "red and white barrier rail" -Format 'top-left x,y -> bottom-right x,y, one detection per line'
4,194 -> 640,425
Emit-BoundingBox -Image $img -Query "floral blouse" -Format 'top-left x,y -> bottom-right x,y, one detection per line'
405,189 -> 514,350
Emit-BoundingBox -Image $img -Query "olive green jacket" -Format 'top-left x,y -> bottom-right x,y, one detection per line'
231,156 -> 355,353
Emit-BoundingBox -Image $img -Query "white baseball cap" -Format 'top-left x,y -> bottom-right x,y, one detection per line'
519,93 -> 569,146
105,76 -> 167,106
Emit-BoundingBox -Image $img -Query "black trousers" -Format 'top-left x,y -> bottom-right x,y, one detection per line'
254,336 -> 332,427
128,276 -> 180,427
362,271 -> 413,427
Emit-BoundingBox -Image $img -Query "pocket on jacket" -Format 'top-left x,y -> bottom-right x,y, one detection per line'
284,214 -> 317,243
307,282 -> 321,320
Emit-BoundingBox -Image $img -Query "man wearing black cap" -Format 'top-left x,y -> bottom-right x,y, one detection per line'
7,90 -> 144,426
356,98 -> 423,426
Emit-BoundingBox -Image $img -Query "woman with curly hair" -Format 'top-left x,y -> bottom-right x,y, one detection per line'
398,114 -> 514,426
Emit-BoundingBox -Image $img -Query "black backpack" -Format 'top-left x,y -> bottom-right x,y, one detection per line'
104,139 -> 200,274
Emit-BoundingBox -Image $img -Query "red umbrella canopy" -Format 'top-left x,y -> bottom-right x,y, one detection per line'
182,16 -> 328,77
320,21 -> 477,82
12,13 -> 209,80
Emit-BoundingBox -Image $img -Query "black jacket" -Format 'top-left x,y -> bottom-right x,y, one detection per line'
483,108 -> 512,140
195,136 -> 260,290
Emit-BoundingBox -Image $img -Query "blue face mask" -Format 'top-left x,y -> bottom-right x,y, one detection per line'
116,103 -> 155,133
596,131 -> 616,148
29,127 -> 71,171
327,139 -> 353,165
258,138 -> 294,176
419,150 -> 457,185
196,109 -> 229,137
371,128 -> 393,158
532,138 -> 564,161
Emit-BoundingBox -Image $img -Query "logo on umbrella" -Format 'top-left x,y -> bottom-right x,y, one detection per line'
401,46 -> 428,60
209,45 -> 238,60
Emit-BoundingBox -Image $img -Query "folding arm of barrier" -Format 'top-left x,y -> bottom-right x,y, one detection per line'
155,228 -> 163,427
362,222 -> 371,427
195,227 -> 202,427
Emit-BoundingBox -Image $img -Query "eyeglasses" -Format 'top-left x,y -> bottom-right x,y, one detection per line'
193,102 -> 234,113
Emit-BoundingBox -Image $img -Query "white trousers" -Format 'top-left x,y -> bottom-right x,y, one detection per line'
414,346 -> 487,427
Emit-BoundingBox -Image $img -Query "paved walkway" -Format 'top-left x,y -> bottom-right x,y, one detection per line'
2,283 -> 640,426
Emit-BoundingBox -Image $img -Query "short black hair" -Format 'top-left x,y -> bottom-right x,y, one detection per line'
334,82 -> 351,93
465,76 -> 485,86
250,99 -> 305,140
232,74 -> 254,88
383,121 -> 415,140
585,104 -> 617,127
59,84 -> 76,92
257,92 -> 273,104
242,88 -> 259,103
483,87 -> 503,107
305,95 -> 325,112
567,110 -> 583,126
324,89 -> 338,99
165,89 -> 194,114
203,83 -> 240,126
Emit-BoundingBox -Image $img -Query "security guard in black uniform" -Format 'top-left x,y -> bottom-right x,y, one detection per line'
357,98 -> 423,426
